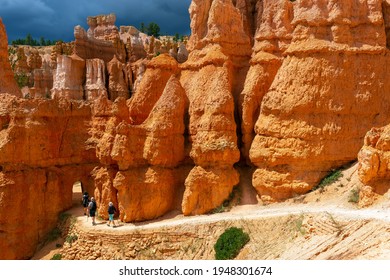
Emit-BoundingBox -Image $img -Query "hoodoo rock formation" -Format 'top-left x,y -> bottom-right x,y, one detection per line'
240,0 -> 293,161
3,0 -> 390,260
85,58 -> 107,100
107,55 -> 131,100
51,54 -> 86,100
96,59 -> 186,221
248,0 -> 390,201
0,19 -> 20,97
358,125 -> 390,195
180,0 -> 252,215
74,14 -> 126,63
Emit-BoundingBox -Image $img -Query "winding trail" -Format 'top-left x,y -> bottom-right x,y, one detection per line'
34,164 -> 390,260
72,202 -> 390,233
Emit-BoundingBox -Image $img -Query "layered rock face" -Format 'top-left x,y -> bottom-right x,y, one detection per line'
107,56 -> 131,100
120,26 -> 147,62
180,0 -> 253,215
358,125 -> 390,195
30,63 -> 53,99
247,0 -> 390,201
85,58 -> 107,100
0,19 -> 21,97
240,0 -> 293,161
0,96 -> 98,259
96,67 -> 186,221
74,14 -> 126,63
51,54 -> 86,100
4,0 -> 390,260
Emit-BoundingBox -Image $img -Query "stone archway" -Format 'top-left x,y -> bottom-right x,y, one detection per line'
72,181 -> 83,207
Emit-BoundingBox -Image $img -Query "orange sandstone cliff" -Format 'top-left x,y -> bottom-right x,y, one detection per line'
0,18 -> 20,97
249,0 -> 390,201
358,125 -> 390,199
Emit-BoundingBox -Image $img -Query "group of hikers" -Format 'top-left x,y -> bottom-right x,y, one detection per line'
82,192 -> 118,227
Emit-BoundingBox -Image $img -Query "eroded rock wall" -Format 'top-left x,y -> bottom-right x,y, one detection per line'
3,0 -> 390,260
240,0 -> 293,161
0,19 -> 21,97
179,0 -> 257,215
74,14 -> 126,63
0,96 -> 99,259
95,68 -> 187,222
358,125 -> 390,195
249,0 -> 390,201
51,54 -> 86,100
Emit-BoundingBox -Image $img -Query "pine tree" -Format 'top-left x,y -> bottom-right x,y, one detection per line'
147,22 -> 160,37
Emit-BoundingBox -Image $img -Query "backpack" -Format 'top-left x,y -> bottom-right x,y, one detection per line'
108,205 -> 116,214
82,194 -> 89,205
89,201 -> 97,211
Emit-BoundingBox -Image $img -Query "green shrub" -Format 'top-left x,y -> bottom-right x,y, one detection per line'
46,227 -> 62,243
65,234 -> 78,244
313,169 -> 343,191
210,186 -> 241,214
51,253 -> 62,260
214,227 -> 249,260
14,73 -> 29,88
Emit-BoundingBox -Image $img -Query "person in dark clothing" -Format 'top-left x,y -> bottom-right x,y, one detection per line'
107,202 -> 117,228
88,197 -> 97,226
82,191 -> 89,216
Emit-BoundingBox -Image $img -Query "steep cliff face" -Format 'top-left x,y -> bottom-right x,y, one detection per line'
85,58 -> 107,100
107,55 -> 131,101
180,0 -> 255,215
240,0 -> 293,161
4,0 -> 390,260
30,63 -> 53,99
0,96 -> 99,259
96,74 -> 186,222
128,54 -> 180,125
249,0 -> 390,201
0,19 -> 21,97
51,54 -> 86,100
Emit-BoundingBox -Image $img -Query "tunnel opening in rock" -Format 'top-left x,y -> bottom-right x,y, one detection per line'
72,181 -> 83,207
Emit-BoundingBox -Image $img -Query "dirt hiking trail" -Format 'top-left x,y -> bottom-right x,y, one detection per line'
33,164 -> 390,260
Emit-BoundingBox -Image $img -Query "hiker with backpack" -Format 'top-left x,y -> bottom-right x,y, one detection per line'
88,197 -> 97,226
107,202 -> 117,228
82,191 -> 89,216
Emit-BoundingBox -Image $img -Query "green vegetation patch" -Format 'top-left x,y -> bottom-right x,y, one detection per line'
214,227 -> 250,260
313,169 -> 343,191
65,234 -> 78,244
14,73 -> 29,88
210,186 -> 241,214
50,253 -> 62,260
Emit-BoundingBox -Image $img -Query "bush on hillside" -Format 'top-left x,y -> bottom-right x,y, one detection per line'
214,227 -> 249,260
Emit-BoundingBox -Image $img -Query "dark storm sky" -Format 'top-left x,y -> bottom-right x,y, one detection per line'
0,0 -> 192,42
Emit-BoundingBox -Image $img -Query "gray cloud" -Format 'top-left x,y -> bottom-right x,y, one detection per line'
0,0 -> 191,42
